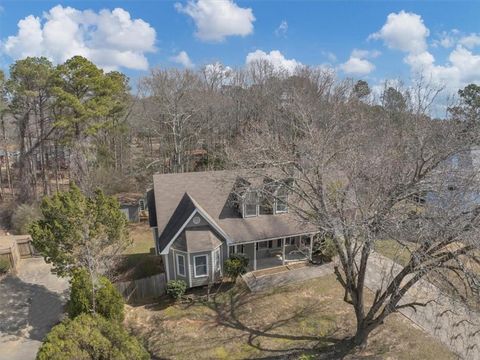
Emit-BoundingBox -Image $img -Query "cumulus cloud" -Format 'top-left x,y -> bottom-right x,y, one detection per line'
175,0 -> 255,42
170,50 -> 194,68
371,11 -> 480,92
369,10 -> 429,54
340,49 -> 379,75
340,57 -> 375,75
245,49 -> 302,74
2,5 -> 156,71
275,20 -> 288,37
433,30 -> 480,50
459,34 -> 480,49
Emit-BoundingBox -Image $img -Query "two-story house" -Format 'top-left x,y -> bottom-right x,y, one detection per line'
147,170 -> 318,288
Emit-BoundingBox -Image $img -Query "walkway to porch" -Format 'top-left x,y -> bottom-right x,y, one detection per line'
242,262 -> 334,292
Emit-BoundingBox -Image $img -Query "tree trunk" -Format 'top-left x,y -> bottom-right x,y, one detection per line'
353,321 -> 373,348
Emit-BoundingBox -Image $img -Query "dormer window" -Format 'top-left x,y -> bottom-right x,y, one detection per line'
243,190 -> 258,217
274,186 -> 288,214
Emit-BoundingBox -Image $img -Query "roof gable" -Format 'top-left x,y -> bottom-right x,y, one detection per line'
153,170 -> 317,245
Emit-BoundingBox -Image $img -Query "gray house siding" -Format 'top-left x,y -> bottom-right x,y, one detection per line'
243,243 -> 255,271
171,249 -> 189,284
163,253 -> 175,282
120,205 -> 140,222
185,214 -> 209,228
189,250 -> 213,287
164,219 -> 226,286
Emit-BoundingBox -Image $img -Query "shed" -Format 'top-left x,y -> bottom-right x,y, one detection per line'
115,193 -> 147,223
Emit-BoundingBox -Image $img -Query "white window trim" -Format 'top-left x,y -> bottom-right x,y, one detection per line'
193,254 -> 209,278
243,191 -> 259,218
274,190 -> 288,214
214,248 -> 221,272
176,253 -> 186,277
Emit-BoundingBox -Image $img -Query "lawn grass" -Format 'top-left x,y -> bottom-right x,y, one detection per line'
125,275 -> 455,360
125,223 -> 155,255
374,239 -> 417,266
114,223 -> 163,282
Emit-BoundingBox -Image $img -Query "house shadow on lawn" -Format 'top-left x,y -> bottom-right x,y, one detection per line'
131,281 -> 357,360
204,284 -> 356,359
114,253 -> 164,282
0,275 -> 66,341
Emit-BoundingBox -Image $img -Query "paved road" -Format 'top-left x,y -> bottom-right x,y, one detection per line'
0,258 -> 68,360
364,252 -> 480,360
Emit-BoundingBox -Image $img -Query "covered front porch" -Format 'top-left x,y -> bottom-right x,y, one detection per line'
229,234 -> 316,271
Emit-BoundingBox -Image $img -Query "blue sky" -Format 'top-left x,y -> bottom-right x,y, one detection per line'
0,0 -> 480,95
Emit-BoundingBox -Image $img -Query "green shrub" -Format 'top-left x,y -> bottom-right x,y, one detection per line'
318,237 -> 338,262
224,253 -> 249,281
0,258 -> 10,274
67,268 -> 124,322
36,313 -> 149,360
166,280 -> 187,300
11,203 -> 40,235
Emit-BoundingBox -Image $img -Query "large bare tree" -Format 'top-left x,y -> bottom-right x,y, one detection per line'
229,69 -> 480,347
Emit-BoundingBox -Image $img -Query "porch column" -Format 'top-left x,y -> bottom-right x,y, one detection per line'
309,234 -> 314,260
253,242 -> 257,271
282,238 -> 286,266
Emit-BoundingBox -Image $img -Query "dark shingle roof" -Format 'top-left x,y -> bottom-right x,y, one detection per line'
157,193 -> 196,253
153,170 -> 316,252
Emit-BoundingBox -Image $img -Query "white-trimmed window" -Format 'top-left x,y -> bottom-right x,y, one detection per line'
243,190 -> 258,217
275,187 -> 288,214
194,255 -> 208,277
176,254 -> 186,277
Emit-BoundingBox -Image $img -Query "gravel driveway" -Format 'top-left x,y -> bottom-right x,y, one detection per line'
0,258 -> 68,360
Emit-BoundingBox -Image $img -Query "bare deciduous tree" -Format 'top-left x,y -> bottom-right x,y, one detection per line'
229,70 -> 480,347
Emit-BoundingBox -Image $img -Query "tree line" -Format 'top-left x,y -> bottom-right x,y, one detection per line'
1,55 -> 480,352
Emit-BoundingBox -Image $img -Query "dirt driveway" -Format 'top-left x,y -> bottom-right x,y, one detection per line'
0,258 -> 68,360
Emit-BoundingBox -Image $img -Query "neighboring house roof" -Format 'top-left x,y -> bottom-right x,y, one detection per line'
115,192 -> 143,206
184,228 -> 222,252
153,170 -> 316,253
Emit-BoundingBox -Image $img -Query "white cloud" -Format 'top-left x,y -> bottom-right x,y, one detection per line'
432,29 -> 460,48
340,49 -> 378,75
170,50 -> 194,68
351,49 -> 381,59
203,62 -> 233,85
369,10 -> 429,54
340,57 -> 375,75
459,34 -> 480,49
245,49 -> 302,74
2,5 -> 156,71
275,20 -> 288,37
432,30 -> 480,50
175,0 -> 255,42
372,11 -> 480,93
204,61 -> 232,75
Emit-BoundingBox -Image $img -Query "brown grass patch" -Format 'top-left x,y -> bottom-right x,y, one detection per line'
126,275 -> 454,360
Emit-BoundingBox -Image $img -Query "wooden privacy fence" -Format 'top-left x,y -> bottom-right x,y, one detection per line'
0,235 -> 34,272
0,243 -> 20,272
115,273 -> 166,304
